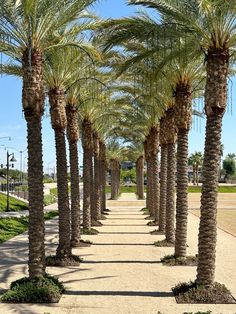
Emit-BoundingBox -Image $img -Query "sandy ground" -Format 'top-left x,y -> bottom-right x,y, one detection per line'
0,194 -> 236,314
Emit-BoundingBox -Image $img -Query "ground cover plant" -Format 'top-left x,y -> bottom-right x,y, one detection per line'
173,281 -> 235,304
0,211 -> 58,244
0,274 -> 64,303
0,193 -> 28,212
161,254 -> 198,266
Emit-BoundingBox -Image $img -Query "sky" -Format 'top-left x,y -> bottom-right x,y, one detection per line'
0,0 -> 235,173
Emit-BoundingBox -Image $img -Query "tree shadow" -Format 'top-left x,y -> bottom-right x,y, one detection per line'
65,290 -> 173,298
93,243 -> 152,246
99,232 -> 149,235
82,260 -> 162,264
64,275 -> 117,284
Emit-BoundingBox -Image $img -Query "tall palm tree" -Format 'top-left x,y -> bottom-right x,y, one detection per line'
163,108 -> 177,244
107,140 -> 123,200
66,86 -> 81,248
130,0 -> 236,290
0,0 -> 97,278
189,152 -> 203,185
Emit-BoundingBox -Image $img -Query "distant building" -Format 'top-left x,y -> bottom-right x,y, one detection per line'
120,161 -> 135,170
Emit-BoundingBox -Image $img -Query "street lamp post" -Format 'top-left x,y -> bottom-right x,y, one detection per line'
6,151 -> 17,212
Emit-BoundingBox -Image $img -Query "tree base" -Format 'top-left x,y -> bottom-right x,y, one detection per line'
150,229 -> 165,235
45,254 -> 82,267
103,208 -> 110,212
91,220 -> 103,227
0,274 -> 64,303
145,215 -> 154,220
81,228 -> 99,235
161,254 -> 198,266
99,214 -> 107,220
154,239 -> 174,247
79,239 -> 93,247
173,281 -> 236,304
147,220 -> 158,226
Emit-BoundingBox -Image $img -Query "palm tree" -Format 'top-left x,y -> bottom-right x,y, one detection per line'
130,0 -> 236,291
163,108 -> 177,244
189,152 -> 203,185
0,0 -> 97,279
159,116 -> 168,232
66,87 -> 81,248
107,140 -> 123,200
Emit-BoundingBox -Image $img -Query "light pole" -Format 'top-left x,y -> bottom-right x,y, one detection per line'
6,151 -> 17,212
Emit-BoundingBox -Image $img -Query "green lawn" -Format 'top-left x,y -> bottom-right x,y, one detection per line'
188,185 -> 236,193
0,211 -> 58,244
0,193 -> 28,212
105,185 -> 236,194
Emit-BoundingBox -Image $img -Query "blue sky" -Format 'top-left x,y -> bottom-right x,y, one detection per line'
0,0 -> 235,172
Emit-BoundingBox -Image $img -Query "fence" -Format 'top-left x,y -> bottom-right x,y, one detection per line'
0,182 -> 29,201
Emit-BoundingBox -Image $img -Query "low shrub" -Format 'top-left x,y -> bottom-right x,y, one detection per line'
173,281 -> 235,304
1,274 -> 64,303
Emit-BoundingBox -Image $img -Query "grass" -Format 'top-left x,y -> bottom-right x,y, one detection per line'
81,228 -> 99,235
106,185 -> 236,194
0,274 -> 64,303
0,211 -> 58,244
173,281 -> 235,304
0,193 -> 28,212
190,209 -> 236,237
44,194 -> 57,206
154,239 -> 174,247
45,254 -> 82,267
161,254 -> 198,266
188,185 -> 236,193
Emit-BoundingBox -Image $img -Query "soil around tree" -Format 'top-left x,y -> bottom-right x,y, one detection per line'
91,220 -> 103,227
79,239 -> 93,247
154,239 -> 174,247
80,228 -> 99,235
161,254 -> 198,266
150,229 -> 165,235
147,220 -> 158,226
145,215 -> 154,220
99,214 -> 107,220
173,281 -> 236,304
0,275 -> 64,303
45,254 -> 82,267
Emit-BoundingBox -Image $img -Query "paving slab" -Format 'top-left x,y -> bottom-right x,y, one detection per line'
0,195 -> 236,314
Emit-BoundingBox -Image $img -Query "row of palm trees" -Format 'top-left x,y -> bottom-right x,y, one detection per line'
96,0 -> 236,293
0,0 -> 235,301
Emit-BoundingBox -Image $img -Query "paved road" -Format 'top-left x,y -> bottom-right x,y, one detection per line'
0,195 -> 235,313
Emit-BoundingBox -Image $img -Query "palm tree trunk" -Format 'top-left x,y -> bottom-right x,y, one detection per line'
82,119 -> 92,230
100,141 -> 107,212
93,132 -> 101,220
166,143 -> 176,244
27,117 -> 45,277
147,126 -> 159,221
136,156 -> 144,200
66,104 -> 80,247
146,159 -> 152,212
159,144 -> 168,232
175,129 -> 189,257
197,48 -> 229,287
196,164 -> 199,186
151,154 -> 159,222
90,141 -> 95,221
55,129 -> 71,257
22,49 -> 45,278
111,159 -> 119,200
69,142 -> 80,247
49,88 -> 71,258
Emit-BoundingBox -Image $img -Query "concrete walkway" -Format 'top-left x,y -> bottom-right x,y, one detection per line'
0,195 -> 236,314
